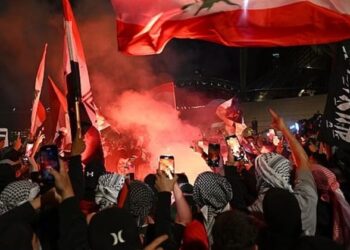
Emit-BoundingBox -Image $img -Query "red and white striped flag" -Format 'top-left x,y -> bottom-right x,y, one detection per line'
62,0 -> 106,170
111,0 -> 350,55
62,0 -> 99,131
30,43 -> 47,136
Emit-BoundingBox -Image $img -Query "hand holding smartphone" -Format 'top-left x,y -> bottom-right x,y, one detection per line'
226,135 -> 246,161
158,155 -> 175,179
39,145 -> 60,187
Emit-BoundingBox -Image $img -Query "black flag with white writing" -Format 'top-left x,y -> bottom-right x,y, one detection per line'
320,41 -> 350,151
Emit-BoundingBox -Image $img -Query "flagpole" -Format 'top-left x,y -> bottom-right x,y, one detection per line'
65,19 -> 82,139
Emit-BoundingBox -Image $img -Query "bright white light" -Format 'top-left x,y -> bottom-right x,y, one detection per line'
295,123 -> 299,132
243,0 -> 250,9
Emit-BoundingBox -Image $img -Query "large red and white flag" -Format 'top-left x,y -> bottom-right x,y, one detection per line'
111,0 -> 350,55
30,43 -> 47,136
62,0 -> 106,170
62,0 -> 98,131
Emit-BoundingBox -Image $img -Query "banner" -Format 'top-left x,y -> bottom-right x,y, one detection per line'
320,41 -> 350,150
111,0 -> 350,55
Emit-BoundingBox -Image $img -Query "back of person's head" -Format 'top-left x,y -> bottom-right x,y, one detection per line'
260,188 -> 302,250
295,236 -> 344,250
125,180 -> 154,227
0,222 -> 34,250
95,173 -> 125,210
176,173 -> 189,184
0,147 -> 22,162
212,210 -> 258,250
143,173 -> 157,194
263,188 -> 301,236
88,207 -> 142,250
310,152 -> 329,167
0,163 -> 16,192
0,180 -> 40,215
255,153 -> 293,192
193,172 -> 232,210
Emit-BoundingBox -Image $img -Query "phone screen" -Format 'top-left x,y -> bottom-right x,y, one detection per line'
226,135 -> 246,161
159,155 -> 175,179
226,135 -> 240,153
25,143 -> 34,157
208,143 -> 220,167
39,145 -> 60,185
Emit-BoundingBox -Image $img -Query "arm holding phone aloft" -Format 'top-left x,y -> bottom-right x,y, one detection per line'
155,171 -> 186,250
49,161 -> 90,250
173,182 -> 192,226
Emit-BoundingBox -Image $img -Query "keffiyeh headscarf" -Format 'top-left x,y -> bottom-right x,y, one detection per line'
95,174 -> 125,210
255,152 -> 293,193
0,180 -> 40,215
311,164 -> 350,248
193,172 -> 233,246
127,180 -> 154,227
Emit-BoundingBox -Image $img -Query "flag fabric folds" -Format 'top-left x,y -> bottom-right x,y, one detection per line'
62,0 -> 99,138
111,0 -> 350,55
46,76 -> 72,147
320,41 -> 350,151
30,43 -> 47,136
62,0 -> 106,182
149,82 -> 176,108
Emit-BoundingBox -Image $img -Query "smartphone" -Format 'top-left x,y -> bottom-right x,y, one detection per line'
159,155 -> 175,179
226,135 -> 245,161
39,145 -> 60,185
208,143 -> 220,167
25,143 -> 34,157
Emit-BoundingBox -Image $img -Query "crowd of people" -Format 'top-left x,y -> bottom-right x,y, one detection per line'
0,107 -> 350,250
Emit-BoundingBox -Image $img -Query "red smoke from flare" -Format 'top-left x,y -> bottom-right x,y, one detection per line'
106,90 -> 210,183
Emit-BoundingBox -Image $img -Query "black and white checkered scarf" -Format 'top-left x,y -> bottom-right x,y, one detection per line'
255,152 -> 293,193
193,172 -> 233,247
95,173 -> 125,210
0,180 -> 40,215
127,180 -> 154,227
249,153 -> 293,213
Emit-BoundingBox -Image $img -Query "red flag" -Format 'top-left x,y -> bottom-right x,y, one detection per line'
111,0 -> 350,55
62,0 -> 106,172
149,82 -> 176,108
62,0 -> 98,131
47,76 -> 72,146
30,43 -> 47,136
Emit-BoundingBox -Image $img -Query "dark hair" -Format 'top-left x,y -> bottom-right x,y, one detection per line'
176,173 -> 189,184
212,210 -> 258,250
311,152 -> 329,167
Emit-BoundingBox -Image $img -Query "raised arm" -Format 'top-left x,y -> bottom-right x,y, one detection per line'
173,182 -> 192,226
269,108 -> 310,169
